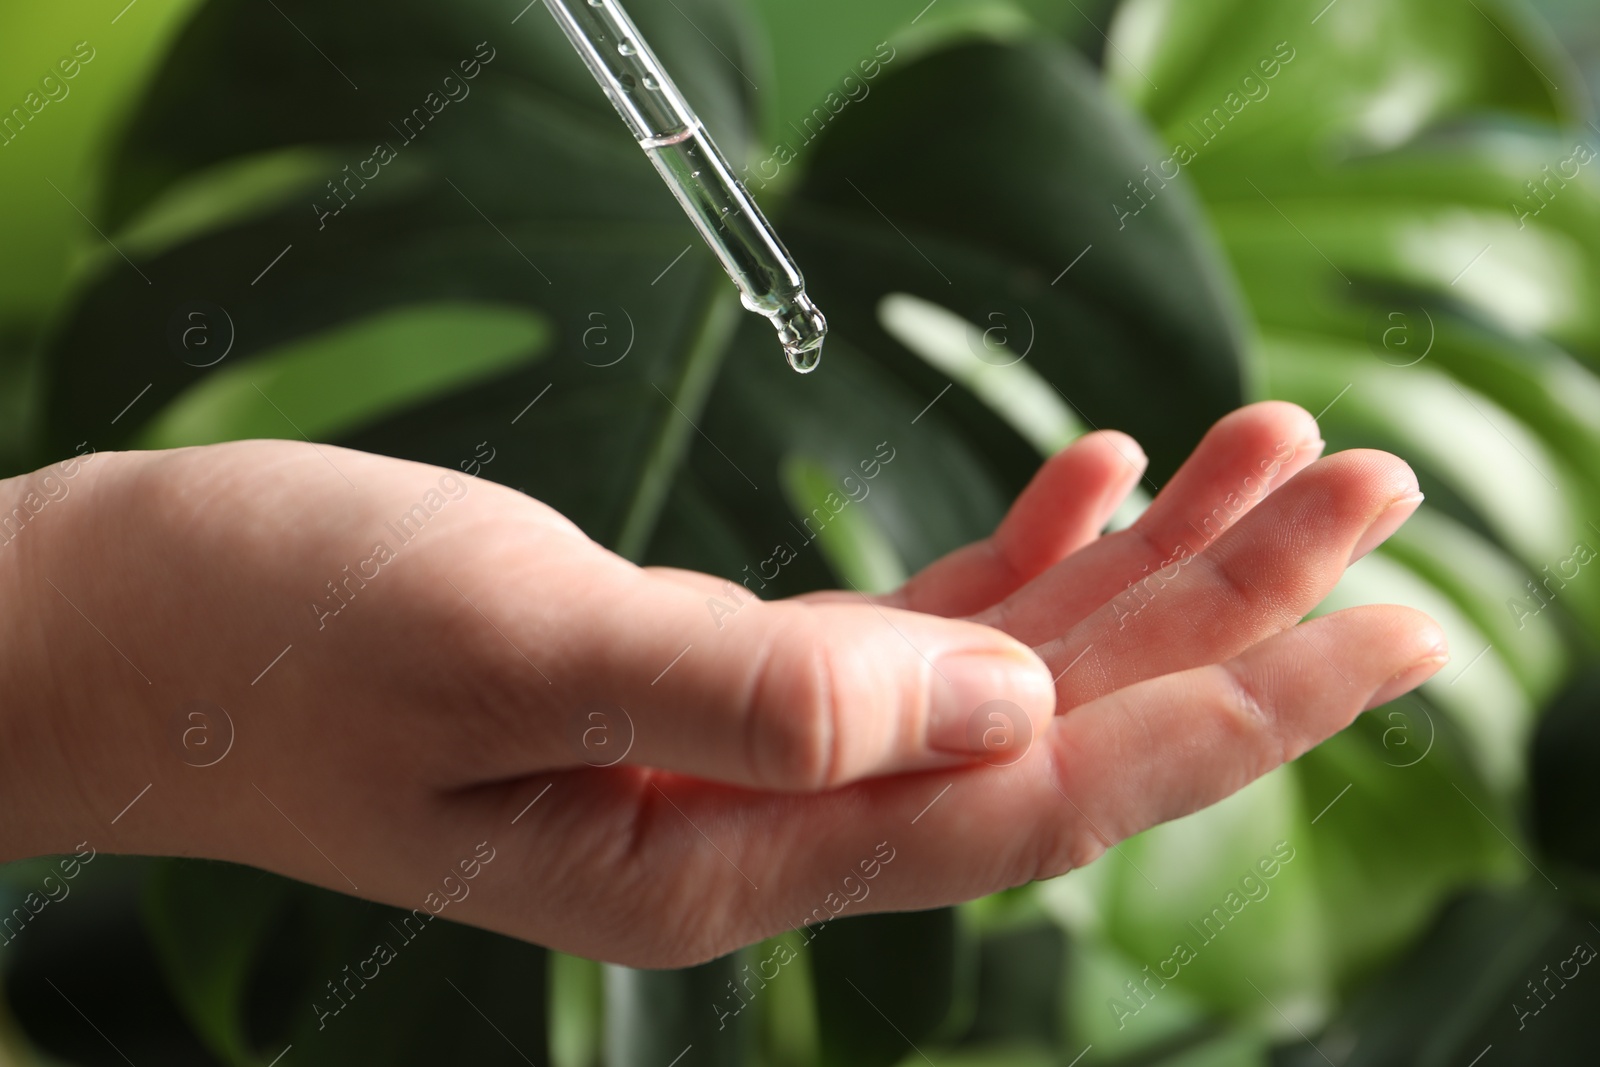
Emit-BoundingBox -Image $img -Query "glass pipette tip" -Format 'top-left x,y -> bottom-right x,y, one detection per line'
542,0 -> 828,373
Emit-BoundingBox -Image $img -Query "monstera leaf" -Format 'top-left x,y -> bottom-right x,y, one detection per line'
1032,0 -> 1600,1060
24,1 -> 1248,1064
15,0 -> 1600,1064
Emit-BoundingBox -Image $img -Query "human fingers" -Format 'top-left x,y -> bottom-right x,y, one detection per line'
882,430 -> 1148,617
976,400 -> 1324,645
1040,449 -> 1424,710
453,605 -> 1444,966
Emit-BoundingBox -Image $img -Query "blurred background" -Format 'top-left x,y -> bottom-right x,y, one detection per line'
4,0 -> 1600,1063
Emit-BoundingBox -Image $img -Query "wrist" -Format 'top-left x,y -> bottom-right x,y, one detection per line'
0,445 -> 133,863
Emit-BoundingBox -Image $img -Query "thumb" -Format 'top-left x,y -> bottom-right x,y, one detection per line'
556,580 -> 1058,791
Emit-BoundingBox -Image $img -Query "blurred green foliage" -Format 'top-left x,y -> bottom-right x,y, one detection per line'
4,0 -> 1600,1065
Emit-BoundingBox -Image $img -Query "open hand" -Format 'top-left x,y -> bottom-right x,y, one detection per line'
0,401 -> 1444,966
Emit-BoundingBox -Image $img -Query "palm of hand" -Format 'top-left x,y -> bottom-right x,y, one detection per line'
22,401 -> 1441,967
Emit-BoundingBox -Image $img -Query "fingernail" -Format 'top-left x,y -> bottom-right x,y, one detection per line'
1350,491 -> 1424,564
1106,431 -> 1148,472
926,650 -> 1055,756
1101,436 -> 1149,511
1363,648 -> 1450,711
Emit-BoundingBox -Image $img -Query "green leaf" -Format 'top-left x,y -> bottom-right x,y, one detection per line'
136,301 -> 550,449
1092,1 -> 1600,1045
38,4 -> 1251,1062
1058,929 -> 1217,1060
550,953 -> 604,1067
786,39 -> 1249,484
809,910 -> 971,1067
1,856 -> 222,1064
143,860 -> 293,1064
37,0 -> 769,560
961,920 -> 1067,1048
779,455 -> 908,594
1275,888 -> 1599,1066
893,1046 -> 1055,1067
1530,665 -> 1600,881
604,955 -> 752,1067
756,931 -> 822,1067
144,860 -> 551,1067
879,294 -> 1091,458
657,324 -> 1012,593
1209,141 -> 1600,362
0,0 -> 210,473
1285,709 -> 1523,985
1093,772 -> 1331,1021
1317,546 -> 1541,793
117,146 -> 342,263
1108,0 -> 1571,169
0,0 -> 209,332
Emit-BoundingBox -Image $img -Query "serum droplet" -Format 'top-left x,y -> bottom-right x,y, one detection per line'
785,341 -> 823,374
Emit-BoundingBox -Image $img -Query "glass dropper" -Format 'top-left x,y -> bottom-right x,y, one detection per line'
541,0 -> 827,373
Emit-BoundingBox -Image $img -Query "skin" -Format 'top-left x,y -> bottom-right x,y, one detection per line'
0,401 -> 1446,967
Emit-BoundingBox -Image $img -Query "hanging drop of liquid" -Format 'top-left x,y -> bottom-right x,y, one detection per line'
785,341 -> 823,374
549,0 -> 828,373
775,294 -> 826,374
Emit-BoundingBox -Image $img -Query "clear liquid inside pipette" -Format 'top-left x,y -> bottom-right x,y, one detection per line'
542,0 -> 827,372
641,126 -> 826,373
